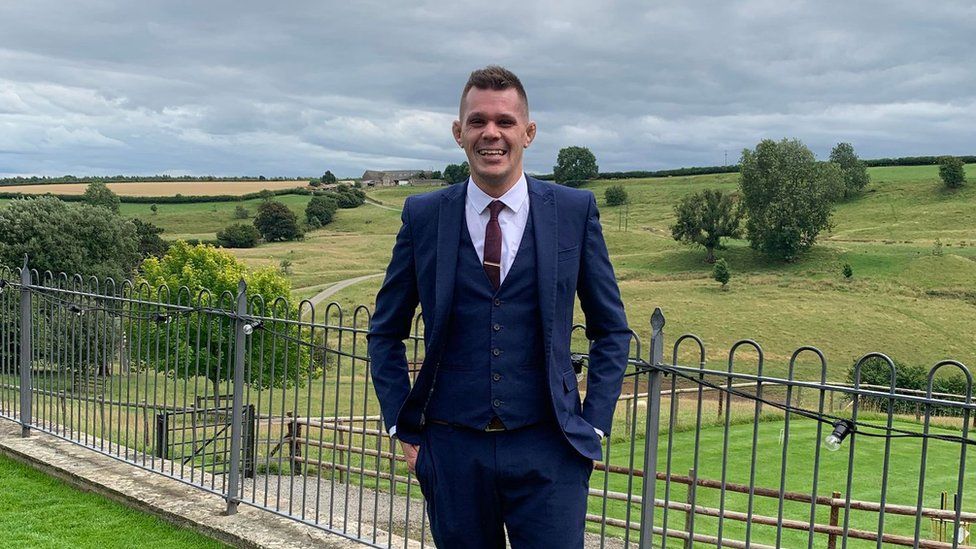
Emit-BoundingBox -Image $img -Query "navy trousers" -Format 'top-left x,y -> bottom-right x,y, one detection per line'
415,421 -> 592,548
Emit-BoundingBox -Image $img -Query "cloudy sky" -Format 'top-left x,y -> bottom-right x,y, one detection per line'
0,1 -> 973,178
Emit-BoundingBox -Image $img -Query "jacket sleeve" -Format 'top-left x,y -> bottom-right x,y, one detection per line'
577,193 -> 631,434
367,198 -> 420,434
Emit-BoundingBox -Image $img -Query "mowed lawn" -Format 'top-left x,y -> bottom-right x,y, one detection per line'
0,453 -> 227,548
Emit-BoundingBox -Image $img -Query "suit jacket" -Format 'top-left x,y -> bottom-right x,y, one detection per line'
367,176 -> 630,460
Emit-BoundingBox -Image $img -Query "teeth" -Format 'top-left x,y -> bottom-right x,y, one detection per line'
479,150 -> 505,156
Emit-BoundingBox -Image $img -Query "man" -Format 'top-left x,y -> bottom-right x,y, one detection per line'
368,66 -> 630,548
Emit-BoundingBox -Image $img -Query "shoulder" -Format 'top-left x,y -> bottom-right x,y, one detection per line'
527,176 -> 595,212
402,182 -> 464,215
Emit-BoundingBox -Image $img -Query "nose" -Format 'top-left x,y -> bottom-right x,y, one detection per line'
482,121 -> 501,139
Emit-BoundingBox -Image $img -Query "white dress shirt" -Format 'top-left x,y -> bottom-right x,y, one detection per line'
390,174 -> 603,441
465,174 -> 530,284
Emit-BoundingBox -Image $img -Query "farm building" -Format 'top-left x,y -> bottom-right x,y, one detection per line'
361,170 -> 434,187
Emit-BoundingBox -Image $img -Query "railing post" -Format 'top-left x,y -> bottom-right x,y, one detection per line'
827,490 -> 841,549
19,257 -> 32,438
640,308 -> 665,548
224,279 -> 248,515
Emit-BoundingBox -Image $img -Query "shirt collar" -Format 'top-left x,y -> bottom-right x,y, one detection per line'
466,173 -> 528,215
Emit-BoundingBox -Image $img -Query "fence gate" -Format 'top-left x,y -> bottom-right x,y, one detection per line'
155,404 -> 256,478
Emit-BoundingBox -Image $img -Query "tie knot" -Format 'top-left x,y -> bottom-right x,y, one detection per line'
488,200 -> 506,219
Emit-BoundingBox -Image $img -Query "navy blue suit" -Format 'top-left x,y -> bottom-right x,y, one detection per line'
368,176 -> 630,547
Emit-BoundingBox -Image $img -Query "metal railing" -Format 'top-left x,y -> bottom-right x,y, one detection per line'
1,261 -> 974,548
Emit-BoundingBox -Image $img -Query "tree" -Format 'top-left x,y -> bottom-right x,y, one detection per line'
553,146 -> 598,185
82,181 -> 121,213
332,185 -> 366,208
257,189 -> 275,201
670,189 -> 743,263
253,201 -> 302,242
842,263 -> 853,279
138,242 -> 312,398
443,161 -> 470,184
739,139 -> 844,261
829,142 -> 870,198
216,223 -> 260,248
430,170 -> 442,180
712,258 -> 730,288
234,204 -> 250,219
305,195 -> 338,226
131,218 -> 170,258
605,185 -> 628,206
321,170 -> 337,184
938,156 -> 966,189
0,196 -> 140,281
150,203 -> 158,215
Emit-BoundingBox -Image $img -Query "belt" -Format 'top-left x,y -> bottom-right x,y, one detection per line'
427,416 -> 509,432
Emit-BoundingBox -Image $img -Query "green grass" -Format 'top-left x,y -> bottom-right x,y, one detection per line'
0,453 -> 228,548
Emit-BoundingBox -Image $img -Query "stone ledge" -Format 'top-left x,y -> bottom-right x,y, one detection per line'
0,418 -> 389,548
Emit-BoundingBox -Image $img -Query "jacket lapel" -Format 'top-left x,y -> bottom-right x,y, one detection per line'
431,182 -> 465,354
528,177 -> 557,353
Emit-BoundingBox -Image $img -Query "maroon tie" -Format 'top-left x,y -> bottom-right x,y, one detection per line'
483,200 -> 505,290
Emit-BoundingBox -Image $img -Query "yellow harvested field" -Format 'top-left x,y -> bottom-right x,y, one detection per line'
1,180 -> 310,196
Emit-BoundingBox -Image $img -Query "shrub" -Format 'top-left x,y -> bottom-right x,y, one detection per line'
605,185 -> 628,206
216,223 -> 261,248
938,156 -> 966,189
842,263 -> 853,279
712,258 -> 730,288
234,204 -> 250,219
253,201 -> 302,242
305,195 -> 338,226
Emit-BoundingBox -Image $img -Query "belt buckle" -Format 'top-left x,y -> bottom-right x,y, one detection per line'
485,417 -> 506,432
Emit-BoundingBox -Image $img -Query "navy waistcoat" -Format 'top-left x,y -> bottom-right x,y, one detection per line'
426,214 -> 552,430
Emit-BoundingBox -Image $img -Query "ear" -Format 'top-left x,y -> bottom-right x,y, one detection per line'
524,120 -> 537,148
452,120 -> 462,147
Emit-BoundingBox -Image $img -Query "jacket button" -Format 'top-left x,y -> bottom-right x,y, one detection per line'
493,323 -> 501,331
493,298 -> 501,306
492,348 -> 501,356
492,399 -> 501,407
492,373 -> 501,381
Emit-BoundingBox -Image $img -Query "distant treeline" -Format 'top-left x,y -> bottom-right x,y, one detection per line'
533,154 -> 976,181
0,174 -> 309,186
0,187 -> 313,203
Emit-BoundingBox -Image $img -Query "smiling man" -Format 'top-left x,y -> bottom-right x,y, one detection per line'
368,65 -> 630,548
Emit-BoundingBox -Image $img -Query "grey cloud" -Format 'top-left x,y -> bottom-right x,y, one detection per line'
0,0 -> 973,177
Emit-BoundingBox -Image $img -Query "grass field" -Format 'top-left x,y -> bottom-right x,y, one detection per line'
1,180 -> 309,196
0,453 -> 227,548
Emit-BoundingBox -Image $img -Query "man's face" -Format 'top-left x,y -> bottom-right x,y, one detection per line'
453,87 -> 536,190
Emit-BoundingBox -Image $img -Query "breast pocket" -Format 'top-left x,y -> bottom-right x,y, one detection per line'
557,245 -> 580,263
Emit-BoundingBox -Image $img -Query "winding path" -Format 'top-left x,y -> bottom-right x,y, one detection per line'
304,272 -> 385,310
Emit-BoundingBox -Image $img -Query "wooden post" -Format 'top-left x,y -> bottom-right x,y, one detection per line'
827,490 -> 841,549
625,399 -> 632,433
337,420 -> 346,483
684,468 -> 696,549
717,387 -> 724,419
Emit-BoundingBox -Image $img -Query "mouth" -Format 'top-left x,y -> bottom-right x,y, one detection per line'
477,148 -> 507,158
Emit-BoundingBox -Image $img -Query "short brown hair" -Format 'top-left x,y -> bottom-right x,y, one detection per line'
460,65 -> 529,115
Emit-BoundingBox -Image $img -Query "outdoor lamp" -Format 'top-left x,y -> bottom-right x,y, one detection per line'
68,304 -> 85,317
823,419 -> 854,451
242,320 -> 262,335
152,312 -> 172,324
0,279 -> 7,294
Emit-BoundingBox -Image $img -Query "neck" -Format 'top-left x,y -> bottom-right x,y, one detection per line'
472,172 -> 522,199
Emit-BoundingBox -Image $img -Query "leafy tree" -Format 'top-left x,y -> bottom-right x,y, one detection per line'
321,170 -> 337,184
842,263 -> 853,279
670,189 -> 743,263
712,258 -> 730,288
605,185 -> 628,207
150,204 -> 158,215
333,185 -> 366,208
938,156 -> 966,189
82,181 -> 121,213
553,146 -> 598,184
829,142 -> 870,198
253,201 -> 302,242
0,196 -> 140,280
305,195 -> 338,226
138,242 -> 312,398
739,139 -> 844,261
216,223 -> 260,248
131,218 -> 169,259
443,161 -> 470,184
430,170 -> 442,180
234,204 -> 250,219
309,179 -> 322,187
